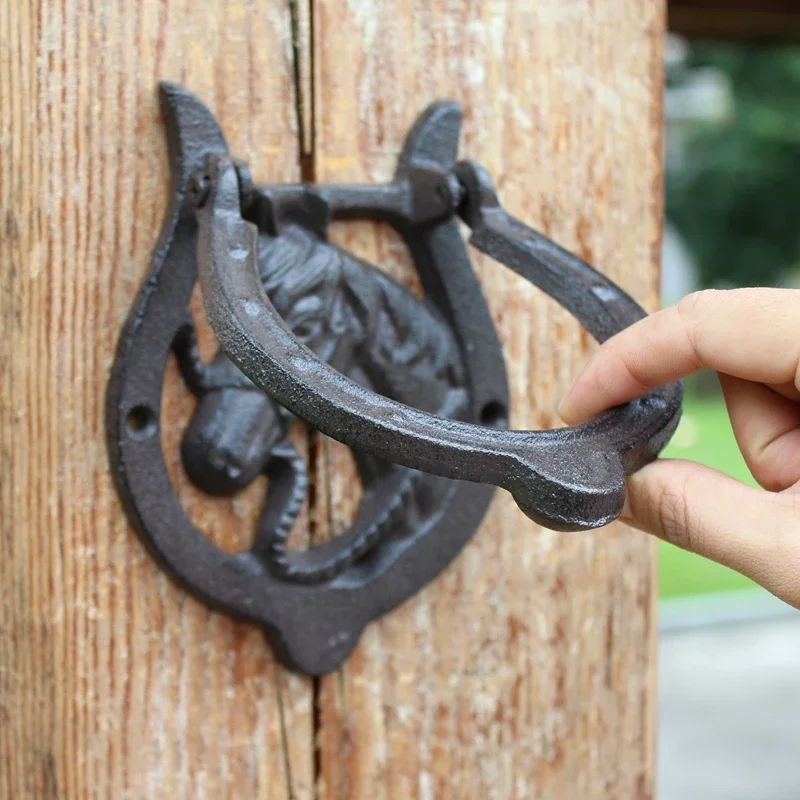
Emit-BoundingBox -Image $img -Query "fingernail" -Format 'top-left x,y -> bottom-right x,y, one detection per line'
558,364 -> 589,424
557,393 -> 574,423
619,492 -> 634,524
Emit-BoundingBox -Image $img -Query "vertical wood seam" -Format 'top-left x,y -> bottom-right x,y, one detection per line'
287,4 -> 328,797
285,3 -> 317,799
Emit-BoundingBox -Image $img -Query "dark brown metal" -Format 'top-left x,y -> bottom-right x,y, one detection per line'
107,83 -> 510,674
196,159 -> 682,532
107,83 -> 681,675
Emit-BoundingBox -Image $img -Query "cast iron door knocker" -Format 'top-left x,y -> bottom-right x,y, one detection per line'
107,83 -> 682,675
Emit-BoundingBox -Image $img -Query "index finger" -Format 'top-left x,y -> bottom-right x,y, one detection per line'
559,288 -> 800,424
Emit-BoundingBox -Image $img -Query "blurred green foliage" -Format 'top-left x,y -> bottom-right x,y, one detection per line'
667,44 -> 800,289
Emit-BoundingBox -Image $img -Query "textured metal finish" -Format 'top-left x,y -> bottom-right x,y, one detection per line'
107,83 -> 509,674
176,211 -> 471,585
196,161 -> 682,533
108,83 -> 681,674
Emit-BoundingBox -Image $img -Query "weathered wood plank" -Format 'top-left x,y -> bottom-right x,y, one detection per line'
311,1 -> 663,798
1,1 -> 664,797
0,2 -> 314,798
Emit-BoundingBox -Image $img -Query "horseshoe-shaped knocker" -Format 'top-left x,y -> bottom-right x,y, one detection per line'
107,83 -> 681,674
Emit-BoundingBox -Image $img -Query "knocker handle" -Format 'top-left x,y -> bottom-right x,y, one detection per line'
453,160 -> 647,343
108,84 -> 681,672
194,155 -> 681,532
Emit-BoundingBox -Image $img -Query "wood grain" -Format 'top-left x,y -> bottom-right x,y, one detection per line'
0,2 -> 314,798
1,1 -> 664,798
311,1 -> 664,798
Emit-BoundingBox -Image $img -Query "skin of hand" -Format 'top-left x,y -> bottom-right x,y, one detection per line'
559,287 -> 800,610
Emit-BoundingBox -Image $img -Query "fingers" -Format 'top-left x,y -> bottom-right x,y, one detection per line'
560,288 -> 800,424
622,459 -> 800,609
766,381 -> 800,403
719,374 -> 800,492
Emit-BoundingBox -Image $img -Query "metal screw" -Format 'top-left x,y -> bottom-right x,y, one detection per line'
188,172 -> 210,208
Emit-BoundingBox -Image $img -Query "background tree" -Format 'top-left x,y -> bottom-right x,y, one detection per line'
667,44 -> 800,289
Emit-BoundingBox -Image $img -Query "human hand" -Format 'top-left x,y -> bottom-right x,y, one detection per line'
559,288 -> 800,609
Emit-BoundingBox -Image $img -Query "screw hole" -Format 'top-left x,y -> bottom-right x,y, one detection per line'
480,401 -> 508,429
126,405 -> 157,440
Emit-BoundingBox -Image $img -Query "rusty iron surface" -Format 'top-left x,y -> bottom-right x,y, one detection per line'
107,83 -> 680,674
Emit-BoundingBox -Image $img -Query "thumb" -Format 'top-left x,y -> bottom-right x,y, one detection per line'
622,459 -> 800,609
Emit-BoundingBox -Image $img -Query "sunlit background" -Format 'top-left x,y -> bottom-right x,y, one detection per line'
659,29 -> 800,800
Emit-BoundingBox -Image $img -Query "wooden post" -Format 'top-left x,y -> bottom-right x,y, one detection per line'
311,2 -> 664,797
1,1 -> 664,798
0,3 -> 313,798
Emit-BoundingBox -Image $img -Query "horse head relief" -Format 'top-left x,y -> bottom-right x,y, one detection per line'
107,83 -> 681,674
